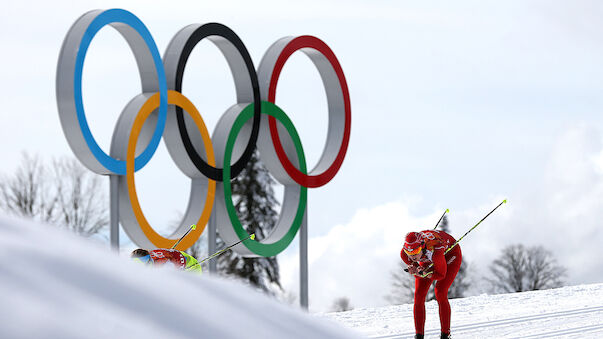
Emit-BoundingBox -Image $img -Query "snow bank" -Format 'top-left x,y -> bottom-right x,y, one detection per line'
0,216 -> 362,339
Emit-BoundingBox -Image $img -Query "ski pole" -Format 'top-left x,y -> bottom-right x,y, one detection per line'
416,199 -> 506,278
433,209 -> 449,230
186,233 -> 256,270
171,224 -> 196,249
446,199 -> 506,254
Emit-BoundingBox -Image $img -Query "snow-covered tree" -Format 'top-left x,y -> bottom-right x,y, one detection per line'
217,149 -> 282,295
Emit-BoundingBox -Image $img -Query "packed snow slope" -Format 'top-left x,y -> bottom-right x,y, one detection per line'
0,216 -> 361,339
323,283 -> 603,338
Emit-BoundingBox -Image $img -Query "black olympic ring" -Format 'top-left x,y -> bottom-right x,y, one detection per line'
164,23 -> 261,182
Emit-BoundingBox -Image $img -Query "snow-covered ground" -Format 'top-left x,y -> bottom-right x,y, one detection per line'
0,216 -> 360,338
3,215 -> 603,338
323,283 -> 603,338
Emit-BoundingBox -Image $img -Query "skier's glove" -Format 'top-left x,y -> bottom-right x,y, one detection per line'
407,263 -> 420,275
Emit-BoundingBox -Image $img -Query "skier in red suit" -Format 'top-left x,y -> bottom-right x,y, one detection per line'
401,230 -> 462,339
131,248 -> 202,272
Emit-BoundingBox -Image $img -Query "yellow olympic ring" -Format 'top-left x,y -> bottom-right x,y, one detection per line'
126,90 -> 216,249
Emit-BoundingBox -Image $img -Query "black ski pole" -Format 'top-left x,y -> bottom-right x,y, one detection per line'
416,199 -> 507,278
433,208 -> 449,230
446,199 -> 506,253
171,224 -> 197,249
186,234 -> 256,270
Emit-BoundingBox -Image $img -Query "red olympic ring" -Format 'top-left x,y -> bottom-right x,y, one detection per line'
266,36 -> 351,188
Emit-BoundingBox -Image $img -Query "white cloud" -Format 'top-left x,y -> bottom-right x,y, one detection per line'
281,200 -> 443,312
448,124 -> 603,287
281,124 -> 603,312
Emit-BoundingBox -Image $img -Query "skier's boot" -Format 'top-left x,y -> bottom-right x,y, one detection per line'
414,335 -> 424,339
441,332 -> 451,339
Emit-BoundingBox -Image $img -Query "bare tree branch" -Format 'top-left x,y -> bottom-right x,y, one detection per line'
384,262 -> 416,305
0,153 -> 56,222
51,158 -> 108,237
0,153 -> 108,238
487,244 -> 565,293
526,246 -> 566,290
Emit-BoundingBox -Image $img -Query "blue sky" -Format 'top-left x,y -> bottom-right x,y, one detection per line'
2,1 -> 603,311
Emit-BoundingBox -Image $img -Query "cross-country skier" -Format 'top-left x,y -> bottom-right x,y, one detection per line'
401,230 -> 462,339
131,248 -> 202,273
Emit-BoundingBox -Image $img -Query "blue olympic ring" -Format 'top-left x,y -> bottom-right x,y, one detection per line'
73,9 -> 168,174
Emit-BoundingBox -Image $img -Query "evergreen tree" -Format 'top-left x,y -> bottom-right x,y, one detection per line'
438,215 -> 470,298
439,214 -> 450,233
216,150 -> 282,295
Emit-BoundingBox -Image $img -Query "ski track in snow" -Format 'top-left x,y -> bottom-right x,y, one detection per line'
323,284 -> 603,338
372,305 -> 603,338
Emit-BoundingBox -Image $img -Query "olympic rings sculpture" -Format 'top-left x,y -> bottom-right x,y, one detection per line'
56,9 -> 351,256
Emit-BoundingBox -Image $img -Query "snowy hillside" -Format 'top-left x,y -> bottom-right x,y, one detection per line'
3,214 -> 603,339
323,283 -> 603,338
0,216 -> 360,339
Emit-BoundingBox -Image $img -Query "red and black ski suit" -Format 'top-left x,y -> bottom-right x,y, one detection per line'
400,230 -> 462,335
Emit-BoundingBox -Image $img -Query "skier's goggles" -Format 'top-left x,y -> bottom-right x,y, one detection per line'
404,246 -> 422,256
133,255 -> 152,264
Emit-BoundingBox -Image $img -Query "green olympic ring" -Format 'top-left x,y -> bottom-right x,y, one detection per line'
222,101 -> 307,257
